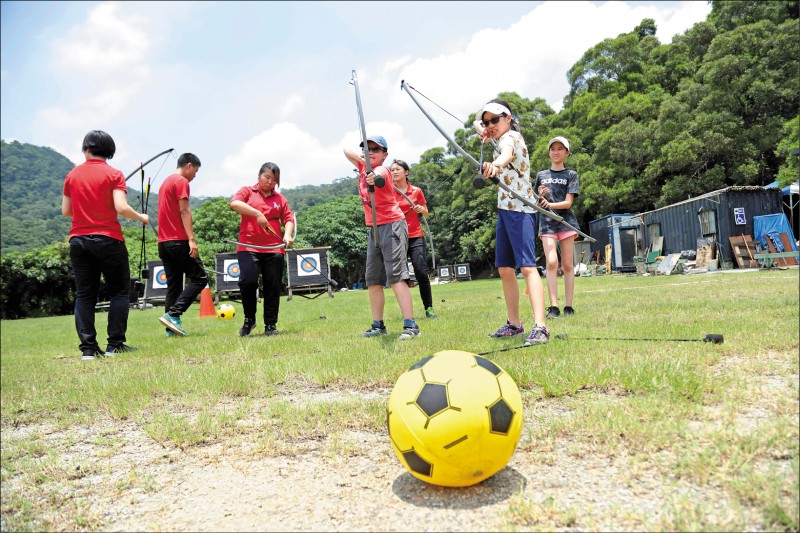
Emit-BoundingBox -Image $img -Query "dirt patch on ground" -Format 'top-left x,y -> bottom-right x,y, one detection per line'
3,359 -> 796,533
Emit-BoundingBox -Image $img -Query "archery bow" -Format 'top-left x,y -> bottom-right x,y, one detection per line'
224,218 -> 338,287
400,81 -> 595,243
125,148 -> 175,182
394,185 -> 436,271
351,70 -> 380,249
126,148 -> 174,285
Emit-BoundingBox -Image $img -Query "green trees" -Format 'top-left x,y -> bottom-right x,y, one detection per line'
2,0 -> 797,317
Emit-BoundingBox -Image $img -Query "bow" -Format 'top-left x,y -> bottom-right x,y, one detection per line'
400,81 -> 595,243
394,185 -> 436,271
125,148 -> 175,284
350,70 -> 380,249
225,215 -> 338,287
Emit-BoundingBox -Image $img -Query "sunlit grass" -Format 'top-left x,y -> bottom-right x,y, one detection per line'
1,269 -> 798,530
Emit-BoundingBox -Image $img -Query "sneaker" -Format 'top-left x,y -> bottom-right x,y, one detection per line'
524,325 -> 550,346
362,325 -> 388,337
488,321 -> 525,338
104,344 -> 137,356
546,307 -> 561,319
81,348 -> 103,361
398,326 -> 420,340
239,318 -> 255,337
265,324 -> 278,336
159,313 -> 188,336
425,307 -> 438,319
563,306 -> 575,316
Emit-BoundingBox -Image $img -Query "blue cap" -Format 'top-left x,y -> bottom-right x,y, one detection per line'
360,135 -> 387,151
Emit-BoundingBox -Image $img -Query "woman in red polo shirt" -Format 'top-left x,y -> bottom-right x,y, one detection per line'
229,162 -> 295,337
62,130 -> 150,360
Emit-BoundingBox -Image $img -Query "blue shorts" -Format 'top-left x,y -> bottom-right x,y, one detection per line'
495,210 -> 538,269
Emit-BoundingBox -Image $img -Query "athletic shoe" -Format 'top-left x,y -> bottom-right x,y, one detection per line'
239,318 -> 255,337
159,313 -> 188,336
265,324 -> 278,336
81,348 -> 103,361
398,326 -> 420,341
362,325 -> 388,337
488,321 -> 525,338
563,306 -> 575,316
546,307 -> 561,319
104,344 -> 137,356
524,325 -> 550,346
425,307 -> 438,319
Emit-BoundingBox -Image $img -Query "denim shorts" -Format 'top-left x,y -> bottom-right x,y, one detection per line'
495,210 -> 538,268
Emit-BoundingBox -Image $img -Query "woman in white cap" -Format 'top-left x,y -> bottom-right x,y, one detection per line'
477,99 -> 549,346
534,136 -> 581,319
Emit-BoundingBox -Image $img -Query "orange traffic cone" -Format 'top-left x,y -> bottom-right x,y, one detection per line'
199,286 -> 216,318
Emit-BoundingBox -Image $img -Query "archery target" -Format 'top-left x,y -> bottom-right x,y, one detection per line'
152,265 -> 168,289
297,253 -> 321,277
407,261 -> 415,276
224,259 -> 240,283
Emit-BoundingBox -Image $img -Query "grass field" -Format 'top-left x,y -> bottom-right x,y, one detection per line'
1,269 -> 798,531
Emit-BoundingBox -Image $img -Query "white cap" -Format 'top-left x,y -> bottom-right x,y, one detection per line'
481,102 -> 511,119
548,136 -> 570,152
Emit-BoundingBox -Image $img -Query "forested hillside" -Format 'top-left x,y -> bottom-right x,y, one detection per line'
0,141 -> 206,254
0,141 -> 74,253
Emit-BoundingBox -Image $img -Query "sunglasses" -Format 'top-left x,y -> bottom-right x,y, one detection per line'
481,115 -> 506,127
367,146 -> 385,154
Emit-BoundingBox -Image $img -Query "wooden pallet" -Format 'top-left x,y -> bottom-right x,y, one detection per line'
765,232 -> 799,266
728,235 -> 759,268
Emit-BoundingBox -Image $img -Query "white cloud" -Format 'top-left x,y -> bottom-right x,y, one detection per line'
35,2 -> 156,163
280,94 -> 305,116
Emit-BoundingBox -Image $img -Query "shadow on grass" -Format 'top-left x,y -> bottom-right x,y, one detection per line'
391,466 -> 526,508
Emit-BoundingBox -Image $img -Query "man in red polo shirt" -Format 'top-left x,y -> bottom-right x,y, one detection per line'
62,130 -> 150,360
343,135 -> 419,340
157,153 -> 208,337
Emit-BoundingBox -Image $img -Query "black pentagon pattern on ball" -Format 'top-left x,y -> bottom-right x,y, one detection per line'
488,398 -> 515,434
415,382 -> 449,418
408,355 -> 433,371
403,449 -> 433,477
474,355 -> 501,375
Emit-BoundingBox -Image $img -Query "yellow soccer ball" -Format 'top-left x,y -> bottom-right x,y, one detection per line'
387,350 -> 523,487
216,303 -> 236,320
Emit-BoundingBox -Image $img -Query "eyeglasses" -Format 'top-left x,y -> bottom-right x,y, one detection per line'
368,147 -> 385,154
481,115 -> 506,127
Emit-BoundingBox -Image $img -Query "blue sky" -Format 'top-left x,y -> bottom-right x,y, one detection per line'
1,1 -> 711,197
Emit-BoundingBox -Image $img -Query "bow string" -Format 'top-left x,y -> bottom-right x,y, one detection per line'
400,82 -> 595,243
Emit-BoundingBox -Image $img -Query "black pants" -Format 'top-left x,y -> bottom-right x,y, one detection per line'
237,251 -> 284,326
69,235 -> 130,352
158,240 -> 209,317
408,236 -> 433,310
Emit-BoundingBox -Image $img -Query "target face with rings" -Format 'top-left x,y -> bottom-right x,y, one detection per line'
152,266 -> 168,289
223,259 -> 240,282
296,253 -> 321,277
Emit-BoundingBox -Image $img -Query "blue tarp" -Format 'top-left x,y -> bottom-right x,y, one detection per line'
765,180 -> 799,197
753,213 -> 798,252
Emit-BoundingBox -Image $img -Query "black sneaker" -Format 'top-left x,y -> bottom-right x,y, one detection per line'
81,347 -> 103,361
239,318 -> 255,337
104,344 -> 136,356
546,306 -> 561,319
563,306 -> 575,316
265,324 -> 278,336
